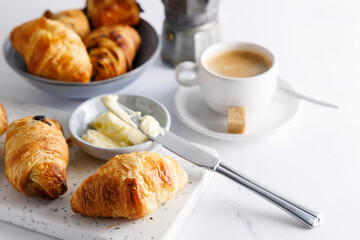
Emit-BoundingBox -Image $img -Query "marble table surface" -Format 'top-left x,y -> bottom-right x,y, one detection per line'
0,0 -> 359,239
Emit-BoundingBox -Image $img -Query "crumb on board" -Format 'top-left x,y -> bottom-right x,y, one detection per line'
66,137 -> 73,147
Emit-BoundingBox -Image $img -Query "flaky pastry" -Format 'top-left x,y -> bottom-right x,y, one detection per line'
84,24 -> 141,81
71,151 -> 188,219
87,0 -> 141,28
5,116 -> 69,199
0,102 -> 7,136
44,9 -> 91,39
10,17 -> 92,83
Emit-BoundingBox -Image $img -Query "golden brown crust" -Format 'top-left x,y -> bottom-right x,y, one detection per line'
10,17 -> 92,83
0,102 -> 7,136
43,9 -> 91,39
87,0 -> 141,28
5,116 -> 69,199
71,151 -> 188,219
83,24 -> 141,81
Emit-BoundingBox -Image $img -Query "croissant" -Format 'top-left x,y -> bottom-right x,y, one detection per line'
83,24 -> 141,81
86,0 -> 141,28
71,151 -> 188,219
10,17 -> 92,83
5,116 -> 69,199
43,9 -> 90,39
0,102 -> 7,136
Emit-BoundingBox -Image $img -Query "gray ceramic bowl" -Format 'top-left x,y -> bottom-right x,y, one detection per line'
69,94 -> 171,160
4,19 -> 160,99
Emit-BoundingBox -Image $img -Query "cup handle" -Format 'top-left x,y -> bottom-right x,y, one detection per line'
175,61 -> 199,87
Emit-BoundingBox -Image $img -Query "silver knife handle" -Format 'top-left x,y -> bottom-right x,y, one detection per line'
215,162 -> 323,228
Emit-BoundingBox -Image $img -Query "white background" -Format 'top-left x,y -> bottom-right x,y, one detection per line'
0,0 -> 359,239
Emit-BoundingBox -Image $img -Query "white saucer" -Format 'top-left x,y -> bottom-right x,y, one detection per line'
174,78 -> 300,141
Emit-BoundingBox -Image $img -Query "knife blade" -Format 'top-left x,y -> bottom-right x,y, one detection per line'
151,130 -> 220,169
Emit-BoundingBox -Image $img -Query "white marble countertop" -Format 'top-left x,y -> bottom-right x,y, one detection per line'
0,0 -> 359,239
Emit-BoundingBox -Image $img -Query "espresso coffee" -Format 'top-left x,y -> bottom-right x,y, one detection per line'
206,50 -> 272,78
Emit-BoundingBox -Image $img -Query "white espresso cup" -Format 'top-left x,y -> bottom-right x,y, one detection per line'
175,42 -> 278,115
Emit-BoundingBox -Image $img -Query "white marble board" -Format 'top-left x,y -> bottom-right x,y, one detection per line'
0,98 -> 215,240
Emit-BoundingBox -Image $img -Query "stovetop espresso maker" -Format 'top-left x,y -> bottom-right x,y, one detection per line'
161,0 -> 221,66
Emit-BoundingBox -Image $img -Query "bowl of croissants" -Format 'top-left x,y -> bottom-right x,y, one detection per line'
4,0 -> 160,99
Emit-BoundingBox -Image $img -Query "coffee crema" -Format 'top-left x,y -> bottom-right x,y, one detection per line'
205,50 -> 272,78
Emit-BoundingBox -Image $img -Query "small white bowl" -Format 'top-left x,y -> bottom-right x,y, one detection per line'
69,94 -> 171,160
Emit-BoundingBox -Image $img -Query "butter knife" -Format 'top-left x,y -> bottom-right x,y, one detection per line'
106,103 -> 323,228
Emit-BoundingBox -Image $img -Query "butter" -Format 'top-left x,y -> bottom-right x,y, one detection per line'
82,94 -> 165,148
140,115 -> 164,138
102,94 -> 165,139
101,95 -> 139,129
82,129 -> 121,148
90,112 -> 148,146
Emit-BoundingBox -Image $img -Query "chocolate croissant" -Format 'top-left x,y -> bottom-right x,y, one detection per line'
86,0 -> 141,28
0,102 -> 7,136
71,151 -> 188,219
10,17 -> 92,83
83,24 -> 141,81
43,9 -> 91,39
5,116 -> 69,199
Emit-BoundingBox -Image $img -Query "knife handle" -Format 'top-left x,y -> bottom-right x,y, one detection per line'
215,162 -> 323,228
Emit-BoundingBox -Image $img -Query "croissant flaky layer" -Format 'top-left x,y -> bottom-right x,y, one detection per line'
84,24 -> 141,81
43,9 -> 91,39
10,17 -> 92,83
5,116 -> 69,199
87,0 -> 141,28
71,151 -> 188,219
0,102 -> 7,136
